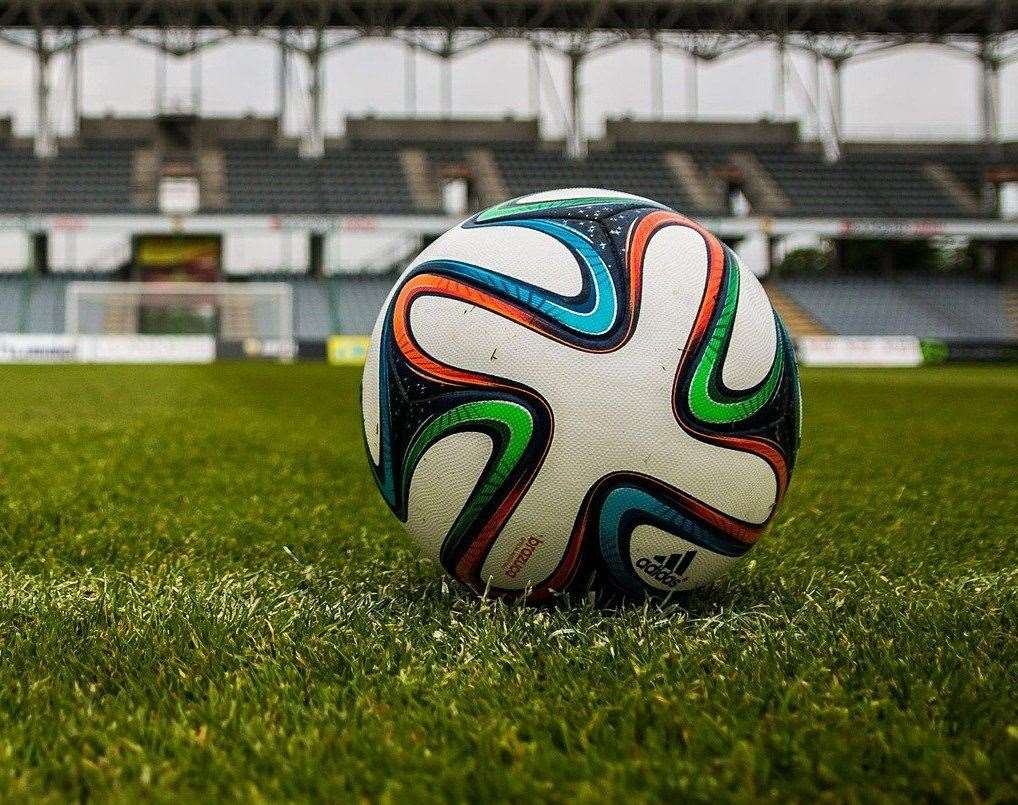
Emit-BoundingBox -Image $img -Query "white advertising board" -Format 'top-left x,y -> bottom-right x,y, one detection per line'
796,336 -> 924,367
0,334 -> 77,363
0,334 -> 215,364
75,335 -> 216,364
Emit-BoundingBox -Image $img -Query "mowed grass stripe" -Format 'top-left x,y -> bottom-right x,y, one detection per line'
0,364 -> 1015,801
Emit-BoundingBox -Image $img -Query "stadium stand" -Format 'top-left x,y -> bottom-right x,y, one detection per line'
775,276 -> 1014,340
743,147 -> 969,219
0,276 -> 65,334
762,285 -> 831,337
291,277 -> 333,341
491,142 -> 698,214
0,138 -> 137,214
0,273 -> 399,341
1,114 -> 1016,345
326,275 -> 397,337
290,275 -> 397,341
1,115 -> 1015,220
222,140 -> 415,215
5,270 -> 1015,343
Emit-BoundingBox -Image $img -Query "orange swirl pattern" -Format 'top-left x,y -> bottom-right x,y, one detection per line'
388,210 -> 790,599
628,212 -> 790,523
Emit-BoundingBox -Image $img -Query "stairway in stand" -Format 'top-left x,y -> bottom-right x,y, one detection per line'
1003,285 -> 1018,339
763,284 -> 831,338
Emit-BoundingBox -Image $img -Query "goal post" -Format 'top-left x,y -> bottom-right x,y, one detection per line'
65,281 -> 295,361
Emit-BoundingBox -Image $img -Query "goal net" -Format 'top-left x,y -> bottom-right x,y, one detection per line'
65,281 -> 295,360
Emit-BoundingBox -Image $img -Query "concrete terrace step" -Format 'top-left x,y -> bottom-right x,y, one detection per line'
764,283 -> 831,338
1004,285 -> 1018,338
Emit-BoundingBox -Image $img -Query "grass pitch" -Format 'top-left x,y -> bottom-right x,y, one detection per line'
0,363 -> 1015,802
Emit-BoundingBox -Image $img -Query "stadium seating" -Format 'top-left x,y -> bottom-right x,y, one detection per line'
219,136 -> 1009,221
222,140 -> 414,215
291,275 -> 399,340
0,117 -> 1015,345
0,118 -> 1013,219
0,140 -> 137,214
491,142 -> 698,213
0,275 -> 66,333
673,142 -> 979,219
328,275 -> 397,336
775,276 -> 1014,339
4,273 -> 1012,341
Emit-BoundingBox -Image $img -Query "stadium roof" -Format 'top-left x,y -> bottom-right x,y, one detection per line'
0,0 -> 1015,36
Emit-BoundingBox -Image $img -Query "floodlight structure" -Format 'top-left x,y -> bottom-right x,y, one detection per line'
0,0 -> 1016,160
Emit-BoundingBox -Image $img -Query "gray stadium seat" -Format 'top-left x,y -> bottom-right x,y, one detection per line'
776,276 -> 1012,339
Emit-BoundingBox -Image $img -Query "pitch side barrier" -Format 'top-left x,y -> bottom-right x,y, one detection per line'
0,334 -> 296,363
318,335 -> 1018,368
1,334 -> 1014,365
794,336 -> 1018,367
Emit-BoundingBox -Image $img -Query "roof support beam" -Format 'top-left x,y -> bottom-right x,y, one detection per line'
566,48 -> 586,159
299,30 -> 325,158
69,32 -> 80,137
278,33 -> 288,135
831,57 -> 845,146
440,53 -> 452,117
686,52 -> 699,120
34,29 -> 54,158
528,40 -> 541,119
650,39 -> 663,118
980,38 -> 1000,144
773,38 -> 787,120
404,39 -> 417,116
191,34 -> 202,114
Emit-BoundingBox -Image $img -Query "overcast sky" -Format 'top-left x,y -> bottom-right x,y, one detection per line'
0,37 -> 1014,142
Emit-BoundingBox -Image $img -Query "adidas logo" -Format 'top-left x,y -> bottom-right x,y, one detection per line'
634,551 -> 697,588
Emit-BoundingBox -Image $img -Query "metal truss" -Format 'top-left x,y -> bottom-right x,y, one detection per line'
0,1 -> 1014,37
0,1 -> 1015,160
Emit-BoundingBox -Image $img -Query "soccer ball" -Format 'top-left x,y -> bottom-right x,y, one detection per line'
362,189 -> 801,602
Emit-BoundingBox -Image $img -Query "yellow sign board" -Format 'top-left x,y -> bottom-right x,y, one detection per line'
328,335 -> 371,365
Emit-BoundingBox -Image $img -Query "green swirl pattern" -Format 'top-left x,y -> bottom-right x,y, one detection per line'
687,251 -> 785,425
401,400 -> 534,542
